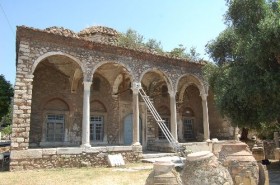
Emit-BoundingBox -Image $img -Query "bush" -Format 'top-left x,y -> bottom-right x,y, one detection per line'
1,125 -> 12,138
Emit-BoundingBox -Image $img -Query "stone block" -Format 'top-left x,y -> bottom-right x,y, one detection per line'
107,154 -> 125,167
57,147 -> 82,154
274,148 -> 280,160
14,110 -> 24,114
16,137 -> 25,142
107,146 -> 132,152
11,149 -> 43,159
19,43 -> 29,48
84,147 -> 101,153
42,148 -> 57,155
252,147 -> 265,161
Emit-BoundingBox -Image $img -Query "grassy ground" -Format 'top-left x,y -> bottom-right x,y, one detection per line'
0,163 -> 153,185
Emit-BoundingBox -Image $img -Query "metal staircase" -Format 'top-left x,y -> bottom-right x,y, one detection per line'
136,83 -> 185,157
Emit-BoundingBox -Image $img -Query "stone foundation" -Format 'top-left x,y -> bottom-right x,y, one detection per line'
10,146 -> 142,171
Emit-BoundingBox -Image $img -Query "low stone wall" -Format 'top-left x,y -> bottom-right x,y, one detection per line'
10,146 -> 142,171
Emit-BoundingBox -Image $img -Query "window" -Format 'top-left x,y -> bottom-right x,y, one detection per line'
158,117 -> 170,140
46,114 -> 64,142
90,116 -> 104,141
184,119 -> 194,140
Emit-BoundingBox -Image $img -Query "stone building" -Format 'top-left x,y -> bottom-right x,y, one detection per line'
10,26 -> 232,170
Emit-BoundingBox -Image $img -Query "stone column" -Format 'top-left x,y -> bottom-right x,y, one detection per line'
132,82 -> 141,146
169,91 -> 178,141
81,81 -> 92,148
201,93 -> 210,141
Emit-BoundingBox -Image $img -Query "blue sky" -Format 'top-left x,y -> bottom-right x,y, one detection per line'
0,0 -> 227,84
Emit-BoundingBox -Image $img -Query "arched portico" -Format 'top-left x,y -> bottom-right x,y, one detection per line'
140,68 -> 178,148
32,51 -> 84,74
176,74 -> 210,141
81,61 -> 135,147
30,53 -> 84,147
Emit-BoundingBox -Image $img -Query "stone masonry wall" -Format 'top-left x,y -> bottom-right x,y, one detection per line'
11,40 -> 34,150
10,146 -> 142,171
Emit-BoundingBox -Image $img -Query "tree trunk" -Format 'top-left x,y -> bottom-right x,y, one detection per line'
240,127 -> 249,141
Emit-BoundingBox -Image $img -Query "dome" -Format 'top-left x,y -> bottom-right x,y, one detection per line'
45,26 -> 78,38
78,26 -> 119,45
78,26 -> 119,36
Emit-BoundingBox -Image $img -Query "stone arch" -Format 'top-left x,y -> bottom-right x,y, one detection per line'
32,51 -> 84,74
92,61 -> 134,82
90,100 -> 107,112
112,74 -> 123,95
71,69 -> 83,93
158,105 -> 170,115
140,68 -> 173,92
176,74 -> 206,102
40,96 -> 72,112
182,107 -> 195,117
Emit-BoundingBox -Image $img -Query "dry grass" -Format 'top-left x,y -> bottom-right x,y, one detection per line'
0,163 -> 153,185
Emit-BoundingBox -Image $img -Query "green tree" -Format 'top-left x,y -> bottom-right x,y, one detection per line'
117,29 -> 202,61
170,44 -> 201,61
0,74 -> 14,119
144,38 -> 164,53
0,103 -> 13,128
204,0 -> 280,128
117,29 -> 145,49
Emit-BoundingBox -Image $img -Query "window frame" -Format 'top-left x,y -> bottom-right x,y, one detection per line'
90,115 -> 104,142
183,118 -> 195,141
40,111 -> 69,147
46,114 -> 65,142
90,113 -> 107,144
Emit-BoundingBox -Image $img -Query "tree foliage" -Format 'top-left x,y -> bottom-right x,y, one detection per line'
204,0 -> 280,128
117,29 -> 202,61
0,74 -> 13,119
0,103 -> 13,128
117,28 -> 164,54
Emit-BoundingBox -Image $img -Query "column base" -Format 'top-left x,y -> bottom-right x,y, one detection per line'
80,143 -> 91,148
132,142 -> 141,146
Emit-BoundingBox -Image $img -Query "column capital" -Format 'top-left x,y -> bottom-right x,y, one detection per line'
131,82 -> 141,94
200,93 -> 208,101
83,81 -> 92,90
168,90 -> 177,98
